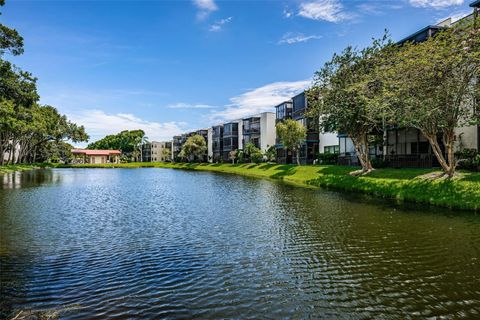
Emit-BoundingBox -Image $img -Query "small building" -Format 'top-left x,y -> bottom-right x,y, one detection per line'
71,149 -> 121,164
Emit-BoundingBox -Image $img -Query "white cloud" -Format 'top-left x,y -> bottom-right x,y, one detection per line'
298,0 -> 352,22
193,0 -> 218,20
409,0 -> 464,8
278,32 -> 322,45
209,16 -> 233,32
167,103 -> 217,109
283,7 -> 294,18
211,80 -> 311,121
68,110 -> 187,144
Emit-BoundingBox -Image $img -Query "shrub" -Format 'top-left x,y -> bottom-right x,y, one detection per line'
250,151 -> 264,164
317,153 -> 338,165
456,149 -> 480,172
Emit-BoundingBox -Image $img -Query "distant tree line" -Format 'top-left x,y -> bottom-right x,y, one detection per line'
87,129 -> 146,162
0,0 -> 88,165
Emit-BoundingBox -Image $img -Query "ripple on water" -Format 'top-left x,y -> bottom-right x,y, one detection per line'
1,168 -> 480,319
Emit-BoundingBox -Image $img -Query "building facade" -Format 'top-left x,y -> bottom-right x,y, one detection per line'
242,112 -> 276,153
291,92 -> 319,164
71,149 -> 121,164
222,121 -> 243,162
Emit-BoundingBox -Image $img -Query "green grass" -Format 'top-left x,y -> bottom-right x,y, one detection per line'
62,162 -> 480,211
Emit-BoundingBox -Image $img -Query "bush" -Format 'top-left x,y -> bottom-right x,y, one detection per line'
250,151 -> 264,164
456,148 -> 480,172
317,153 -> 338,165
371,157 -> 388,168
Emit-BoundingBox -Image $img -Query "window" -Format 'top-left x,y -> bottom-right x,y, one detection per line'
324,145 -> 339,154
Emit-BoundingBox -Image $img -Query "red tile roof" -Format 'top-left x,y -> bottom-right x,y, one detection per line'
72,149 -> 122,156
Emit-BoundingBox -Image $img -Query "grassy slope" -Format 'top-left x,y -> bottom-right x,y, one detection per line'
62,162 -> 480,211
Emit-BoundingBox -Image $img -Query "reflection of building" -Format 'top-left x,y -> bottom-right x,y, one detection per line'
71,149 -> 121,164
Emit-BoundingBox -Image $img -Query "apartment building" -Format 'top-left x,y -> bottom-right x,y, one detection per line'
291,92 -> 319,164
222,120 -> 243,162
211,125 -> 223,163
242,112 -> 276,153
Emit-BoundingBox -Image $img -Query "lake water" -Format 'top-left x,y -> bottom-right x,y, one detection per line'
1,168 -> 479,319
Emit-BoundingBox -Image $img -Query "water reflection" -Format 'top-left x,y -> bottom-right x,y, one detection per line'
1,169 -> 61,189
0,168 -> 479,319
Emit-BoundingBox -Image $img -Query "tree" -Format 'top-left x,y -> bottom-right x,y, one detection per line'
87,130 -> 144,162
228,149 -> 237,164
0,0 -> 24,56
243,142 -> 261,163
180,134 -> 207,162
309,34 -> 392,174
276,119 -> 307,166
264,145 -> 276,162
384,21 -> 480,178
161,147 -> 171,162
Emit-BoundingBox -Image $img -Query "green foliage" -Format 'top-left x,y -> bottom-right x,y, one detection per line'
243,142 -> 263,163
276,119 -> 306,165
383,21 -> 480,176
309,33 -> 392,173
87,130 -> 144,161
0,2 -> 87,165
0,1 -> 24,56
455,149 -> 480,172
180,134 -> 207,162
250,151 -> 263,164
317,152 -> 338,165
264,145 -> 276,162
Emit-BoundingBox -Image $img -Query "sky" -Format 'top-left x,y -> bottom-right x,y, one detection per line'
2,0 -> 477,145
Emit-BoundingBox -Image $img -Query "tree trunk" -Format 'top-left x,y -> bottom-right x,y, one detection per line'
424,132 -> 455,178
351,134 -> 373,175
295,148 -> 301,166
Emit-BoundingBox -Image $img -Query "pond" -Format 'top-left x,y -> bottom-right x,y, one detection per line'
1,168 -> 479,319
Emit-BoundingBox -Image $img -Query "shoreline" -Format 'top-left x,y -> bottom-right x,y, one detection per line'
56,162 -> 480,211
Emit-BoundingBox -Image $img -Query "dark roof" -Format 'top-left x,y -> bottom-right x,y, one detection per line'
470,0 -> 480,7
397,25 -> 444,45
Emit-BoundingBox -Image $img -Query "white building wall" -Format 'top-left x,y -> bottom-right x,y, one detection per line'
455,125 -> 478,151
150,141 -> 172,162
319,132 -> 339,153
207,128 -> 213,162
237,119 -> 243,150
259,112 -> 276,152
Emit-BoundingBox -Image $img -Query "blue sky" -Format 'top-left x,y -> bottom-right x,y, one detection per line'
2,0 -> 476,145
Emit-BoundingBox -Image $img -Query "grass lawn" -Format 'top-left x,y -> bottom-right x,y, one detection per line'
62,162 -> 480,211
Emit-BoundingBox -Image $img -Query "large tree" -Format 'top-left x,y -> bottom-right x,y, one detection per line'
276,119 -> 307,166
309,35 -> 392,175
384,21 -> 480,178
0,0 -> 24,56
179,134 -> 207,162
87,130 -> 145,162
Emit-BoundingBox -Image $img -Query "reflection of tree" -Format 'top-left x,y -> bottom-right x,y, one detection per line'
1,169 -> 59,189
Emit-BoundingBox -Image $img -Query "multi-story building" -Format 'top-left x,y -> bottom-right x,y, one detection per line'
242,112 -> 276,154
142,142 -> 152,162
211,125 -> 223,162
172,135 -> 186,161
290,92 -> 320,164
275,101 -> 293,164
222,120 -> 243,162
